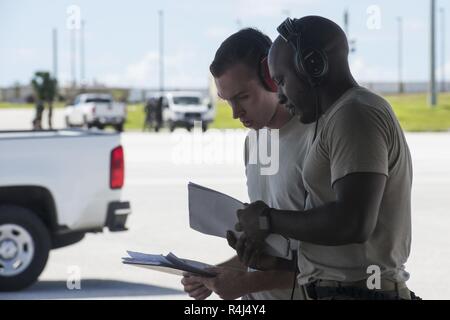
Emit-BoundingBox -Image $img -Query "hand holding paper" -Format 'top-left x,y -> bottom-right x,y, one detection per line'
188,182 -> 292,259
235,200 -> 272,247
226,231 -> 280,271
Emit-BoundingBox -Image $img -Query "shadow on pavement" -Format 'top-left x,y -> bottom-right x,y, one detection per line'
0,279 -> 185,299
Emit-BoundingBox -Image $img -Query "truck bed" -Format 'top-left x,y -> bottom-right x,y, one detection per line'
0,129 -> 119,140
0,128 -> 125,230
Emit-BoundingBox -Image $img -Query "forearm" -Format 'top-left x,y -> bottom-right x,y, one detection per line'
217,255 -> 247,271
270,202 -> 361,246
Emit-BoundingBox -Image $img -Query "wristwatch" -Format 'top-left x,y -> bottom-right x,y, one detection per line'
258,207 -> 273,232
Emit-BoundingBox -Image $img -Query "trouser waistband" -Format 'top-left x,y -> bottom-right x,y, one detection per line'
303,279 -> 415,300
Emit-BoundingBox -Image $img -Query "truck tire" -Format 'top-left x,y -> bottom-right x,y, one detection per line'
65,116 -> 72,128
114,123 -> 124,132
0,205 -> 51,291
83,116 -> 92,129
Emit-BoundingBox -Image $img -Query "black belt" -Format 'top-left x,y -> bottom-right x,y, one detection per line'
305,282 -> 422,300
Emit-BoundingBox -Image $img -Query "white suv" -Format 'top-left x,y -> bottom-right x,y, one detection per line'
160,92 -> 215,132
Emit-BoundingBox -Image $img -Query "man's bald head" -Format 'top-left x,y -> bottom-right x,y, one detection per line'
268,16 -> 355,123
269,16 -> 349,80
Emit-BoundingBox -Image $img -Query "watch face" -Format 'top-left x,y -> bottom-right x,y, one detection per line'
259,216 -> 270,231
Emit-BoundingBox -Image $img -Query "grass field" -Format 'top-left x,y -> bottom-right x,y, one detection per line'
0,102 -> 65,109
128,93 -> 450,132
384,93 -> 450,131
2,93 -> 450,132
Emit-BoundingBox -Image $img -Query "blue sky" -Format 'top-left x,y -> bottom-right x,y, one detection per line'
1,0 -> 449,88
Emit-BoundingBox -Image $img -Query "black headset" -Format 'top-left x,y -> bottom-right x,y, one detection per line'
277,18 -> 329,87
277,17 -> 327,136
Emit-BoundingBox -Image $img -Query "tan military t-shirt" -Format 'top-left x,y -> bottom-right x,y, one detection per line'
298,86 -> 413,285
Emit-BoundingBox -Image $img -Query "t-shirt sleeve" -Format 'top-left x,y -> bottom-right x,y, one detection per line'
325,103 -> 390,186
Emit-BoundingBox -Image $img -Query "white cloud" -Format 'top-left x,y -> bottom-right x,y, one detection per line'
124,52 -> 159,87
97,49 -> 207,88
350,57 -> 397,82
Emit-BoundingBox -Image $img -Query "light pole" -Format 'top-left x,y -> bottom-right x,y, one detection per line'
52,28 -> 58,81
70,27 -> 77,88
236,18 -> 242,30
343,9 -> 356,54
440,7 -> 446,92
80,20 -> 85,87
430,0 -> 438,106
282,9 -> 291,18
158,10 -> 164,93
397,17 -> 404,93
344,9 -> 349,36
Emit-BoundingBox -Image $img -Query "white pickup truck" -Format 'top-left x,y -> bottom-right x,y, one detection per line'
65,93 -> 127,132
0,130 -> 131,291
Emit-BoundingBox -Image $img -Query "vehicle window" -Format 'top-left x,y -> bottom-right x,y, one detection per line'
85,98 -> 112,103
172,97 -> 200,105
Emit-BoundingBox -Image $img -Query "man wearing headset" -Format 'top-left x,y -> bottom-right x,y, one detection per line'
231,16 -> 418,300
181,28 -> 313,300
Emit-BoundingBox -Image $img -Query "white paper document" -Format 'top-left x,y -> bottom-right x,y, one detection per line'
122,251 -> 216,277
188,182 -> 292,259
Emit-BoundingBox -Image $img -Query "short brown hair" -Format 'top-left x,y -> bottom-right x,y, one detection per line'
210,28 -> 272,78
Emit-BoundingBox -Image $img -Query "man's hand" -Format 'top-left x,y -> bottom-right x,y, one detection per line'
181,273 -> 212,300
187,267 -> 250,300
235,201 -> 271,247
226,231 -> 278,271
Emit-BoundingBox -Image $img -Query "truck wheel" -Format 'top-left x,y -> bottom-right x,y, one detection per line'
114,123 -> 124,132
0,205 -> 51,291
83,116 -> 92,129
65,116 -> 72,128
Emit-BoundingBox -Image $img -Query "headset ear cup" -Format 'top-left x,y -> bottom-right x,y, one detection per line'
260,57 -> 278,92
303,49 -> 328,79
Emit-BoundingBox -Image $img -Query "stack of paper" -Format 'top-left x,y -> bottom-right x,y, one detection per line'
122,251 -> 216,277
